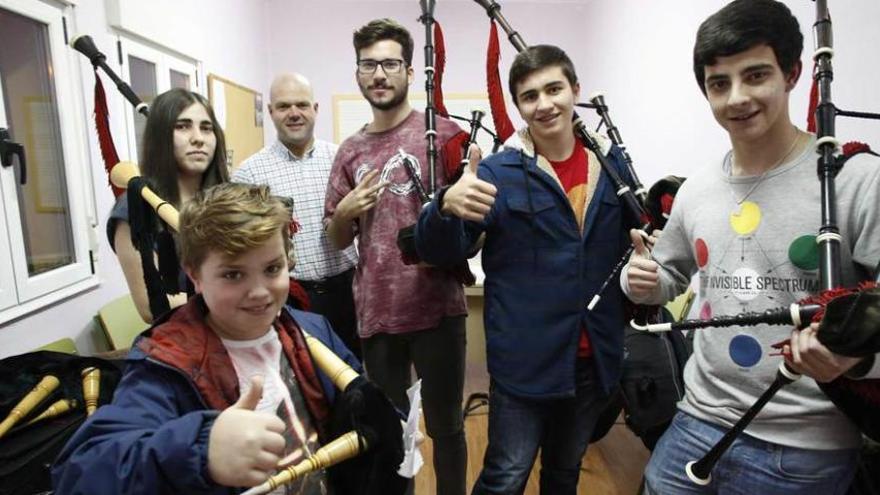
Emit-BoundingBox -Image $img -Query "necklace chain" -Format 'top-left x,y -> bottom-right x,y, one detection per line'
729,131 -> 802,205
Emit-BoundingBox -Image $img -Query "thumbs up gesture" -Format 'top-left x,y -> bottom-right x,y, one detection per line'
626,229 -> 661,301
441,144 -> 497,222
207,376 -> 287,487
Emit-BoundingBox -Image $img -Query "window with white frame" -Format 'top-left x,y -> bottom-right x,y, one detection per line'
117,38 -> 199,161
0,0 -> 96,324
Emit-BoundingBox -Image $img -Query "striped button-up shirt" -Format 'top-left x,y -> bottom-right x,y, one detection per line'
233,139 -> 357,281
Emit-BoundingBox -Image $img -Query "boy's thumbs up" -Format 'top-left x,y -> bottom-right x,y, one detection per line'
233,375 -> 264,411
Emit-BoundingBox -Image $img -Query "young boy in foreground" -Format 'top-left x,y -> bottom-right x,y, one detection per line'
53,182 -> 360,494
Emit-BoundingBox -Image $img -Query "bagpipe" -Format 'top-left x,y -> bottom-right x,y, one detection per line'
465,0 -> 697,446
395,0 -> 497,285
71,35 -> 189,322
109,162 -> 408,495
471,0 -> 690,322
472,0 -> 649,230
578,93 -> 686,313
75,35 -> 409,493
628,1 -> 880,485
0,352 -> 122,495
71,34 -> 148,198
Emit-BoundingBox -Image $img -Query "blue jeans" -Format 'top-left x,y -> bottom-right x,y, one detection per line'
472,358 -> 610,495
643,412 -> 858,495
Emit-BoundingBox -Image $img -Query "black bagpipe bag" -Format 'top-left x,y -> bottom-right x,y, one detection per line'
0,351 -> 122,495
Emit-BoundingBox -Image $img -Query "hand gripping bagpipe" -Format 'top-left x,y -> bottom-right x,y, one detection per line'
632,1 -> 880,484
472,0 -> 687,319
109,163 -> 408,495
576,95 -> 686,312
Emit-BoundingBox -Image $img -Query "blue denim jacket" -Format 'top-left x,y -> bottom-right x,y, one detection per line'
416,131 -> 631,400
51,306 -> 361,495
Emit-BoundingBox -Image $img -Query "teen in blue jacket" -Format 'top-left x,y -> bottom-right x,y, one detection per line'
415,45 -> 633,494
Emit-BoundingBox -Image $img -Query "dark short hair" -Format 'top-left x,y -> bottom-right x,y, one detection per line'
353,18 -> 414,66
693,0 -> 803,94
508,45 -> 578,104
140,88 -> 228,207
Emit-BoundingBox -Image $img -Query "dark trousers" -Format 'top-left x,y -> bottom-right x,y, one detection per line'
362,316 -> 468,495
299,268 -> 361,360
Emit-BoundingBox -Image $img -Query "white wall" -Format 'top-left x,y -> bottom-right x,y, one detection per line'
3,0 -> 879,357
263,0 -> 595,143
265,0 -> 880,187
583,0 -> 880,185
0,0 -> 272,357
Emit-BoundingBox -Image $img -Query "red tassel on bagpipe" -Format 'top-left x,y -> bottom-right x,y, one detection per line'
807,62 -> 819,133
487,21 -> 515,143
93,70 -> 124,197
433,23 -> 449,118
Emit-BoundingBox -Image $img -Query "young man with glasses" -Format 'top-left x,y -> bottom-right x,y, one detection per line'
324,18 -> 469,495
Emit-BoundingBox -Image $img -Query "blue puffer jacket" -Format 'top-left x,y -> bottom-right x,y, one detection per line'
416,130 -> 631,399
51,301 -> 361,495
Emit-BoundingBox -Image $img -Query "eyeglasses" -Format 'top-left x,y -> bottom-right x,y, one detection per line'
356,58 -> 406,75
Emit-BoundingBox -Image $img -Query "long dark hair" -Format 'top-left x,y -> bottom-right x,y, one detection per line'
140,88 -> 228,207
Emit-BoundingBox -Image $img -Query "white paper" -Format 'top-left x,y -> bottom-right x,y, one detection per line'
397,379 -> 424,477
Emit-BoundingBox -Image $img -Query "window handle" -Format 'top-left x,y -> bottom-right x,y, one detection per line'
0,128 -> 26,185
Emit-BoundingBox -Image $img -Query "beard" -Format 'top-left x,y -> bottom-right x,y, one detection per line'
360,82 -> 409,111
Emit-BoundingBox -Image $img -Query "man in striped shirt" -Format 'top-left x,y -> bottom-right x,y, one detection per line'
234,72 -> 361,358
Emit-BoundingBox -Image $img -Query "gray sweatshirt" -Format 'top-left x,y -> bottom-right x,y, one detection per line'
623,136 -> 880,449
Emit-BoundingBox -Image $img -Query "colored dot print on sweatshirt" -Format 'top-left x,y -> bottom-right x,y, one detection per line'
729,201 -> 762,235
788,234 -> 819,270
700,301 -> 712,319
695,238 -> 709,268
729,334 -> 762,367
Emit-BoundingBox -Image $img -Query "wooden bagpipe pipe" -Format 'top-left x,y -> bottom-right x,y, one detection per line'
0,352 -> 122,494
633,0 -> 880,485
109,162 -> 409,495
243,332 -> 408,495
0,366 -> 107,439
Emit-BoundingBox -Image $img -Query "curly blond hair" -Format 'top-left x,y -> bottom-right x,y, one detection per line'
179,182 -> 293,270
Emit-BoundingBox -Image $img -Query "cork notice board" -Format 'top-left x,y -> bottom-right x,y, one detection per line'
207,74 -> 264,170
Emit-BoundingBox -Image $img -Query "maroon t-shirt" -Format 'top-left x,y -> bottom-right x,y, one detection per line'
324,110 -> 467,337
